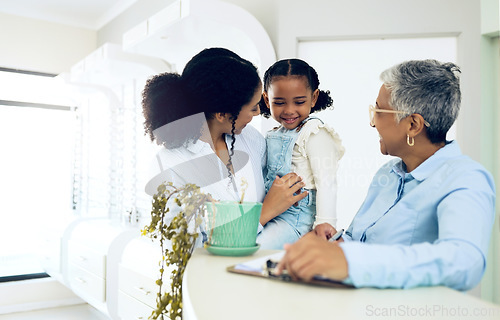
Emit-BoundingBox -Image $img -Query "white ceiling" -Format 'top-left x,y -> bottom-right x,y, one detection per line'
0,0 -> 139,30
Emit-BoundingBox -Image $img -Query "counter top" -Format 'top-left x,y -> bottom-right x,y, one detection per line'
183,248 -> 500,320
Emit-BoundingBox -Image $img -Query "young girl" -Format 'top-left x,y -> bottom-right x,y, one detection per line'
256,59 -> 344,250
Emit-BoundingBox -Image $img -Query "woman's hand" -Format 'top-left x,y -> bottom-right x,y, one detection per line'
260,173 -> 308,225
275,232 -> 348,282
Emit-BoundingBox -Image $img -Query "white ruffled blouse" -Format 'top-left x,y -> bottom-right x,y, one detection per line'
292,119 -> 344,228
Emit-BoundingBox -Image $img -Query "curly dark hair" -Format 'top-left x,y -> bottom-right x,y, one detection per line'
259,58 -> 333,118
142,48 -> 261,149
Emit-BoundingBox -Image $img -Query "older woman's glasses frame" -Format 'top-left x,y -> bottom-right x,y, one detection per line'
369,105 -> 430,128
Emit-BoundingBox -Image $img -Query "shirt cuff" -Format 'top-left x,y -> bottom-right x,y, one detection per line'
340,236 -> 351,242
342,276 -> 354,286
339,241 -> 380,288
312,218 -> 337,229
257,223 -> 264,234
339,241 -> 403,288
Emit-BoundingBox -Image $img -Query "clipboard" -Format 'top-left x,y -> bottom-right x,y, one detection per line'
226,251 -> 352,289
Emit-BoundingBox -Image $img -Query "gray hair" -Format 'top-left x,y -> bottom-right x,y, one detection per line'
380,59 -> 461,143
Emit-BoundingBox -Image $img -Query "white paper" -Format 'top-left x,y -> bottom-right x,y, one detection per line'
233,251 -> 286,273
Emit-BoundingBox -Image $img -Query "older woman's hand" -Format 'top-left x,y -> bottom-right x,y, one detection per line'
260,173 -> 308,225
275,232 -> 348,282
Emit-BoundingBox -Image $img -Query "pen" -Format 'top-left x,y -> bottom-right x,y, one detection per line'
328,229 -> 344,242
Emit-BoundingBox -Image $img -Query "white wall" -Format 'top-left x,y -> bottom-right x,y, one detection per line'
480,0 -> 500,302
96,0 -> 280,68
481,0 -> 500,36
96,0 -> 174,47
0,12 -> 96,74
219,0 -> 279,56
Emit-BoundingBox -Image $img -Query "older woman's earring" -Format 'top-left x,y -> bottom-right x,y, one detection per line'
407,135 -> 415,147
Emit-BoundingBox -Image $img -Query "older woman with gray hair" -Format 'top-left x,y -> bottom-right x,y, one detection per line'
276,59 -> 496,290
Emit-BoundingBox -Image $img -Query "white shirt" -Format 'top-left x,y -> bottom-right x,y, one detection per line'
145,125 -> 266,204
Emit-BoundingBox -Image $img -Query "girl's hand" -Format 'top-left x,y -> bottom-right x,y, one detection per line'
260,173 -> 308,225
311,222 -> 344,242
313,223 -> 339,241
275,232 -> 348,282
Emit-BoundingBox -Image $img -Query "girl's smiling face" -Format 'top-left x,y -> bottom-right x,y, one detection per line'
264,76 -> 319,130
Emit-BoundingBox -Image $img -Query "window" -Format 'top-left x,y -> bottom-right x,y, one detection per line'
0,69 -> 75,280
71,77 -> 159,221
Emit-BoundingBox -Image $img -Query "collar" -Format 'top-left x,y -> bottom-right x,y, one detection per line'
186,138 -> 211,154
392,140 -> 461,182
186,134 -> 235,154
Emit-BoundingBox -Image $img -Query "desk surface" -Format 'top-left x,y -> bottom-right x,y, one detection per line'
183,248 -> 500,320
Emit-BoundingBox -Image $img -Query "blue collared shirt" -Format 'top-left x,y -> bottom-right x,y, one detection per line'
339,141 -> 496,290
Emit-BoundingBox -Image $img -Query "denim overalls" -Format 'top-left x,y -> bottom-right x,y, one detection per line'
257,117 -> 319,249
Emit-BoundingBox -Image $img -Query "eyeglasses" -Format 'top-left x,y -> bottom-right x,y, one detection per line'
369,105 -> 430,127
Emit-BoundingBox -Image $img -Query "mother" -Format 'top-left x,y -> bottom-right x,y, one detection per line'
142,48 -> 306,244
277,59 -> 496,290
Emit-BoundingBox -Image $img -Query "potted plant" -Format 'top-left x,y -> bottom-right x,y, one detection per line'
141,178 -> 259,319
141,182 -> 212,320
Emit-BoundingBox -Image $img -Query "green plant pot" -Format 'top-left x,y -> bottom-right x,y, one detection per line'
205,201 -> 262,248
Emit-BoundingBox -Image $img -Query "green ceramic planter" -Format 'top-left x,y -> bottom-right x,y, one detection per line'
205,201 -> 261,249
